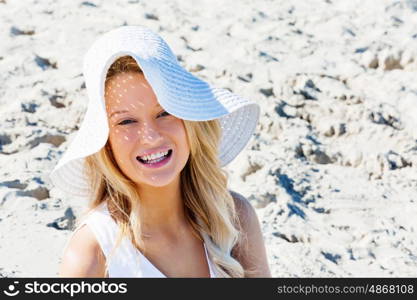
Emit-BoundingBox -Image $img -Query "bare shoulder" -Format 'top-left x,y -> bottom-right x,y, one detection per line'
229,190 -> 259,233
58,223 -> 107,277
229,190 -> 255,219
229,190 -> 271,277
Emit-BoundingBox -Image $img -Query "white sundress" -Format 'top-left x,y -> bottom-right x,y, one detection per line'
62,201 -> 216,278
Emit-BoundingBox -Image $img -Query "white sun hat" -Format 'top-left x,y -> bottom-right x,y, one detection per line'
48,25 -> 260,198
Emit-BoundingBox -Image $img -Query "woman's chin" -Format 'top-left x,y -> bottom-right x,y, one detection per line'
134,174 -> 179,188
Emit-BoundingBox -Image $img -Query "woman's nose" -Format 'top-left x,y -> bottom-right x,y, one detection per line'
138,122 -> 163,143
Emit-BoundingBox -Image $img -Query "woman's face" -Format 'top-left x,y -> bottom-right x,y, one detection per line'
104,71 -> 190,188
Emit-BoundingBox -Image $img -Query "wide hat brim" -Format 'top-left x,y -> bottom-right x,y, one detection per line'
49,26 -> 260,198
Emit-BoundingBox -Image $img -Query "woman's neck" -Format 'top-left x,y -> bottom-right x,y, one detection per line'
135,175 -> 188,238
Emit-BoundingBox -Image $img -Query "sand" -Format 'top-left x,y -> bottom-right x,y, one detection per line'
0,0 -> 416,277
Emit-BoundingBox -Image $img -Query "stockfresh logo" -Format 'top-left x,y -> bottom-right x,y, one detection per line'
3,281 -> 20,297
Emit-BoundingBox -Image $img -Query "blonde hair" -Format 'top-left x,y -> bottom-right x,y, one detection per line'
83,55 -> 250,277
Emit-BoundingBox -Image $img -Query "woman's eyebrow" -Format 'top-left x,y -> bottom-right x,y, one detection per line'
109,103 -> 162,119
110,110 -> 129,118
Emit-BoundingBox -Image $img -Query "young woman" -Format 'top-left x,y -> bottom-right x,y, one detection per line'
50,26 -> 270,278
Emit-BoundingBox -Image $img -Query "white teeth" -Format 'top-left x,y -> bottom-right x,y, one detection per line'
140,150 -> 168,161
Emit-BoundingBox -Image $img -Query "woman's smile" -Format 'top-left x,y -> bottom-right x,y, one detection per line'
136,149 -> 174,168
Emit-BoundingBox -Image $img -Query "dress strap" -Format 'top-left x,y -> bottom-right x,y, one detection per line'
204,243 -> 216,278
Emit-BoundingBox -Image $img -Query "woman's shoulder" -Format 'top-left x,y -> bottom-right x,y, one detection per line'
228,190 -> 271,277
59,223 -> 107,277
228,190 -> 256,220
58,216 -> 107,277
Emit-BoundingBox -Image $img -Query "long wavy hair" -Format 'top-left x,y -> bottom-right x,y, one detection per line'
82,55 -> 248,277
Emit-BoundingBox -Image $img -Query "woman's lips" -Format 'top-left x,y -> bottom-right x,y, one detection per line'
138,147 -> 172,158
136,149 -> 173,167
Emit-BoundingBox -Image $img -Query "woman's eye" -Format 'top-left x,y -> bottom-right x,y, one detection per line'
117,111 -> 169,125
118,119 -> 135,125
158,111 -> 170,118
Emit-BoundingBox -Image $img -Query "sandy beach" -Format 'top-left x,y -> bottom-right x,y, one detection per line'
0,0 -> 416,277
